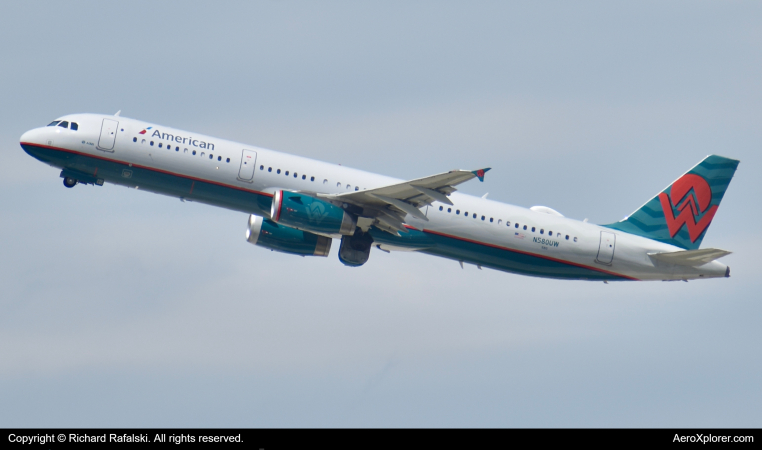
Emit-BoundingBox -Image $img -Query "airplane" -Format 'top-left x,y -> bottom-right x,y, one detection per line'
19,112 -> 739,282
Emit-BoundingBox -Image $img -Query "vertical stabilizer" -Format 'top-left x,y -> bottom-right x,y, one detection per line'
603,155 -> 739,250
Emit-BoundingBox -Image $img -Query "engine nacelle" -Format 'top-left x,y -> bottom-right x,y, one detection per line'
271,190 -> 356,236
246,214 -> 332,257
270,190 -> 357,236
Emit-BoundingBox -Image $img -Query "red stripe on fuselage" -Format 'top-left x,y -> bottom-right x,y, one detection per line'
20,142 -> 274,198
420,228 -> 639,280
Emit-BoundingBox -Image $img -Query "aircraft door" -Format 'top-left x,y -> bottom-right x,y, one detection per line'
97,118 -> 119,152
596,231 -> 616,265
237,149 -> 257,182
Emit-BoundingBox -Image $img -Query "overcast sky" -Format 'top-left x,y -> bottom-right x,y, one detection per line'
1,1 -> 760,427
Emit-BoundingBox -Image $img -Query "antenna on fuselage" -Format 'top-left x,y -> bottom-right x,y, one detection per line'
114,110 -> 121,117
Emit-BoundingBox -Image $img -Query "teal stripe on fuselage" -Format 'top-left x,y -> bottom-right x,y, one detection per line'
22,144 -> 273,217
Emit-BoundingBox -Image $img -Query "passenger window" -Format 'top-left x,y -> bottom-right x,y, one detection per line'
523,225 -> 527,230
209,154 -> 213,159
565,235 -> 569,240
540,229 -> 544,234
464,211 -> 468,216
58,121 -> 69,128
285,171 -> 289,176
355,186 -> 359,191
498,219 -> 502,225
47,121 -> 60,127
268,167 -> 272,172
184,149 -> 188,153
481,215 -> 485,221
70,122 -> 78,131
158,143 -> 162,148
515,223 -> 519,228
456,210 -> 460,215
448,208 -> 452,213
260,165 -> 264,170
346,184 -> 351,189
277,169 -> 281,174
531,227 -> 536,232
176,147 -> 179,152
506,221 -> 511,226
574,237 -> 578,242
150,141 -> 154,146
337,182 -> 341,187
323,179 -> 328,184
132,137 -> 137,142
548,230 -> 552,236
226,158 -> 230,162
439,206 -> 443,211
218,156 -> 221,161
142,139 -> 146,144
201,152 -> 205,157
311,176 -> 315,181
192,150 -> 196,155
293,172 -> 297,178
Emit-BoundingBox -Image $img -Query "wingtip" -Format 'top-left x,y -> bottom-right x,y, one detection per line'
472,167 -> 491,182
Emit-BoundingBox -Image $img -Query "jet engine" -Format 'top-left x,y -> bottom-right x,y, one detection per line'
271,190 -> 356,236
246,214 -> 332,257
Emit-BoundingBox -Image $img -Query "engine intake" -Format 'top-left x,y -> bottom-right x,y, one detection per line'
271,190 -> 356,236
246,214 -> 331,257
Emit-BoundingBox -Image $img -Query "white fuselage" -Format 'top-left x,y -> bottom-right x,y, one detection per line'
20,113 -> 729,281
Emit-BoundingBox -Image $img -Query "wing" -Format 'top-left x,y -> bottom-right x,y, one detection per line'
317,168 -> 490,235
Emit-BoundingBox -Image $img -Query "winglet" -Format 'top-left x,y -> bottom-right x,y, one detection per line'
472,168 -> 491,182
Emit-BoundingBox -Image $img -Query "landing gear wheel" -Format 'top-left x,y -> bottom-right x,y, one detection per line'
63,177 -> 78,188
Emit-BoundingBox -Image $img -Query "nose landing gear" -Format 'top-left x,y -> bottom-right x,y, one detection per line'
63,177 -> 78,188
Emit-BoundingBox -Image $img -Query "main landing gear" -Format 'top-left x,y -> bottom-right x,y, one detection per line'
63,177 -> 78,188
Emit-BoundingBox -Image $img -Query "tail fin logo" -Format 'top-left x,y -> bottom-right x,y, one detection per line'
658,173 -> 718,243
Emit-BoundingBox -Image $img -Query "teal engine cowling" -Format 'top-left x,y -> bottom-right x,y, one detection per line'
246,214 -> 332,257
271,190 -> 356,236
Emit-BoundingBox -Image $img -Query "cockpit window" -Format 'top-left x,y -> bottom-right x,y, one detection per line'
47,121 -> 60,127
58,121 -> 69,128
70,122 -> 78,131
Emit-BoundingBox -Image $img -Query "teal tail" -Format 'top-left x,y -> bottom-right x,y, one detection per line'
603,155 -> 739,250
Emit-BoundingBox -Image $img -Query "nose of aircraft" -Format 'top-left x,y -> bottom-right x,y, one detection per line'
20,128 -> 39,145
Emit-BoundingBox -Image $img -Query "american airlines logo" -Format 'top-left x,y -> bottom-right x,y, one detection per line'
140,128 -> 215,150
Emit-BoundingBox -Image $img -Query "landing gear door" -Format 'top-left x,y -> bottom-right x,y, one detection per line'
596,231 -> 616,265
97,118 -> 118,152
237,149 -> 257,182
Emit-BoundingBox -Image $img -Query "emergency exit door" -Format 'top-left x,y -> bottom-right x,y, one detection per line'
237,149 -> 257,182
596,231 -> 616,265
97,119 -> 118,151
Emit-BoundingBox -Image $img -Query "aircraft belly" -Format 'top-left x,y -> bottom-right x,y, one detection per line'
22,144 -> 273,217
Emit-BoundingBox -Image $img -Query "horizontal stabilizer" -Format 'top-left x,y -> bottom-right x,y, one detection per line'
648,248 -> 731,266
